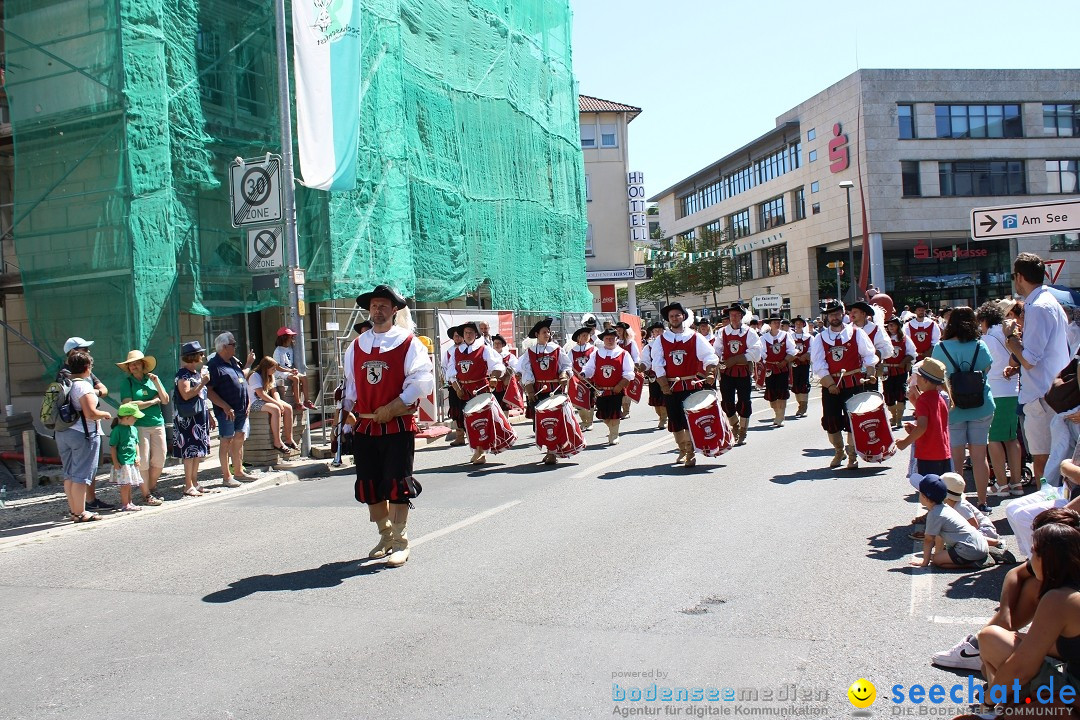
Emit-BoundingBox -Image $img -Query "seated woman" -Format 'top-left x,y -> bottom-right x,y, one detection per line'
978,523 -> 1080,714
249,356 -> 298,453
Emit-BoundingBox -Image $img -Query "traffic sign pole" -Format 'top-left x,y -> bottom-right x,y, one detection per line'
274,0 -> 310,454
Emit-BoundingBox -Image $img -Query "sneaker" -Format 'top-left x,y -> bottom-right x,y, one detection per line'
977,503 -> 992,515
86,498 -> 115,510
932,634 -> 982,670
989,546 -> 1018,564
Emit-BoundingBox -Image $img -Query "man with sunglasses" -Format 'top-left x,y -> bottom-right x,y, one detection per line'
60,337 -> 111,509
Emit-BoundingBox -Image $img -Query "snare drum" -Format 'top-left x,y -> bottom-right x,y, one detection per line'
568,375 -> 594,411
845,391 -> 896,463
463,393 -> 516,454
533,394 -> 585,458
625,373 -> 645,403
754,362 -> 766,390
682,390 -> 733,458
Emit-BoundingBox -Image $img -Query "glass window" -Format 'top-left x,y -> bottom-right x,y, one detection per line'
584,174 -> 591,202
901,161 -> 921,197
736,253 -> 753,281
807,128 -> 816,141
580,124 -> 596,148
1047,160 -> 1080,194
759,196 -> 785,230
898,105 -> 915,139
1050,233 -> 1080,251
728,209 -> 750,239
703,219 -> 724,239
810,181 -> 819,193
811,202 -> 821,215
935,104 -> 1023,139
1045,104 -> 1080,137
764,244 -> 788,277
808,150 -> 817,162
197,27 -> 225,107
585,223 -> 594,256
600,124 -> 618,148
794,187 -> 806,221
938,160 -> 1026,196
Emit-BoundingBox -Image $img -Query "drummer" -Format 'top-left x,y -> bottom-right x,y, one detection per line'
582,328 -> 635,445
638,321 -> 668,430
881,316 -> 917,429
519,317 -> 572,464
490,334 -> 515,410
569,327 -> 598,431
445,322 -> 507,464
614,322 -> 641,420
848,300 -> 893,393
790,316 -> 813,418
906,300 -> 941,361
714,302 -> 760,446
443,325 -> 467,447
809,301 -> 878,469
757,315 -> 797,428
651,302 -> 719,467
696,317 -> 716,344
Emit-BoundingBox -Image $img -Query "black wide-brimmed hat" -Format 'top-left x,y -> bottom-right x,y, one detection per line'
727,302 -> 746,315
822,300 -> 845,315
913,299 -> 928,310
583,314 -> 598,327
528,317 -> 553,339
571,327 -> 593,343
848,301 -> 874,316
180,340 -> 205,357
720,307 -> 731,319
766,315 -> 782,323
792,315 -> 806,324
446,325 -> 462,340
598,328 -> 618,340
696,317 -> 712,327
356,284 -> 407,310
353,320 -> 373,335
646,321 -> 664,332
615,321 -> 631,330
460,322 -> 480,337
659,302 -> 688,321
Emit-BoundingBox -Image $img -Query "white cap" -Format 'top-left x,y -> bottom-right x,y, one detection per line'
63,337 -> 94,353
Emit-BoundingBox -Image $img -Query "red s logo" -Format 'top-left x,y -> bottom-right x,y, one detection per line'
829,123 -> 849,173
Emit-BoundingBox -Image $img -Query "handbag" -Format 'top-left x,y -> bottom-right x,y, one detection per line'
1045,356 -> 1080,414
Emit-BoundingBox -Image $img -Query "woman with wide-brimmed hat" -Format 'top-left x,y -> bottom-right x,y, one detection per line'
117,349 -> 168,505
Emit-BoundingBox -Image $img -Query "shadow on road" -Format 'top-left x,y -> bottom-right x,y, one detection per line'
945,563 -> 1010,601
596,461 -> 721,480
801,448 -> 834,458
866,525 -> 918,562
202,559 -> 384,603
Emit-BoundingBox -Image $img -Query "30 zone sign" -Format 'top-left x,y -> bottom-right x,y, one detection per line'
230,155 -> 283,228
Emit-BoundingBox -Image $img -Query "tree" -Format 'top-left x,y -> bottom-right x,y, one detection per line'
636,231 -> 686,307
685,224 -> 738,312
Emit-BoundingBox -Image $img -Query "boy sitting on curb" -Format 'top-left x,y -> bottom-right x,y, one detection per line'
912,474 -> 991,569
942,471 -> 1015,563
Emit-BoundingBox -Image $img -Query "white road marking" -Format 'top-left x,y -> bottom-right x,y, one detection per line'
410,500 -> 522,547
929,616 -> 992,625
909,543 -> 934,616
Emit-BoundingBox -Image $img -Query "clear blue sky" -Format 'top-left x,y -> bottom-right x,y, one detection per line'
570,0 -> 1080,196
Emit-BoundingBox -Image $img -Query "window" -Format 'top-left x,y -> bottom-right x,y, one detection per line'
810,181 -> 819,193
935,104 -> 1022,139
759,195 -> 785,230
1045,104 -> 1080,137
811,202 -> 821,215
763,244 -> 788,277
728,209 -> 750,239
600,124 -> 618,148
939,160 -> 1026,196
807,128 -> 816,141
794,187 -> 806,221
901,161 -> 921,197
703,219 -> 724,239
585,223 -> 594,256
898,104 -> 915,139
675,141 -> 802,218
196,27 -> 225,106
753,142 -> 802,185
808,150 -> 818,162
580,123 -> 596,148
736,254 -> 753,281
1047,160 -> 1080,194
678,229 -> 697,246
1050,233 -> 1080,251
585,174 -> 592,202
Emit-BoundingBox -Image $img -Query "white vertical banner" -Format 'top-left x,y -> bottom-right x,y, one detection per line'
292,0 -> 362,191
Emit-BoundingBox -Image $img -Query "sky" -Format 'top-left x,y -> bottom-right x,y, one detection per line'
569,0 -> 1080,198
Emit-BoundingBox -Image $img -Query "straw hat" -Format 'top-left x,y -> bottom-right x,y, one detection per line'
116,349 -> 157,373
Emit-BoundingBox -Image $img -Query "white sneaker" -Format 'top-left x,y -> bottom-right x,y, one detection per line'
932,634 -> 981,670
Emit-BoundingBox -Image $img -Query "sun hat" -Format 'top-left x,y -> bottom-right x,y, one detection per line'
917,357 -> 947,385
180,340 -> 205,357
117,402 -> 145,419
116,350 -> 157,374
941,472 -> 966,500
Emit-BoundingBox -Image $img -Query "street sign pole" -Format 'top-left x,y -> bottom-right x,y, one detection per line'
274,0 -> 310,454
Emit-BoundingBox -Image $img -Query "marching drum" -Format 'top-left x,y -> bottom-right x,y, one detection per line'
845,391 -> 896,463
625,372 -> 645,403
567,375 -> 593,411
463,393 -> 517,454
754,362 -> 766,390
682,390 -> 733,458
533,394 -> 585,458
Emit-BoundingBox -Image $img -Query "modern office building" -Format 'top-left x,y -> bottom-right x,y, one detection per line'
649,69 -> 1080,319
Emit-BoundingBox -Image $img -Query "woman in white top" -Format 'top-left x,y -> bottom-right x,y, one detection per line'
978,300 -> 1025,497
273,327 -> 315,411
250,356 -> 297,453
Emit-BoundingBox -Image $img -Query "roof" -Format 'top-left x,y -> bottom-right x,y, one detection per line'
579,95 -> 642,123
648,121 -> 802,202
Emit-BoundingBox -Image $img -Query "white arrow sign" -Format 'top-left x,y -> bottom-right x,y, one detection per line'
970,197 -> 1080,240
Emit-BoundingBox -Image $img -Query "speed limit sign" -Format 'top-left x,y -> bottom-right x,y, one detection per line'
229,155 -> 283,228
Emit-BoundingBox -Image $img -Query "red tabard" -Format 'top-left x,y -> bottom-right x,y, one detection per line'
454,344 -> 488,391
907,321 -> 934,358
792,334 -> 811,365
659,334 -> 704,390
593,351 -> 625,391
883,334 -> 909,375
528,346 -> 561,384
763,332 -> 789,368
822,331 -> 864,388
572,346 -> 595,373
352,336 -> 417,436
718,329 -> 750,377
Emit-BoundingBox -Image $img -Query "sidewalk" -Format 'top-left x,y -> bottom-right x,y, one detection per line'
0,435 -> 330,548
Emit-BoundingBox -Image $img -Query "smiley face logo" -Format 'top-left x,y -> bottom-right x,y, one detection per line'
847,678 -> 876,709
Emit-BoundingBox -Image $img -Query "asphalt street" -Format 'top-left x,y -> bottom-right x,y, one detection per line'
0,392 -> 1015,719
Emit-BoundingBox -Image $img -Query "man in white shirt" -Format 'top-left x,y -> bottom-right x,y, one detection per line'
1002,253 -> 1072,481
519,317 -> 574,464
614,321 -> 641,420
638,322 -> 668,429
713,303 -> 761,445
343,285 -> 434,568
848,300 -> 894,393
758,315 -> 797,427
445,322 -> 507,464
583,329 -> 636,445
442,326 -> 467,446
906,300 -> 941,361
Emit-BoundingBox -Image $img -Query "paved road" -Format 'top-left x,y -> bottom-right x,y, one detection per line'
0,394 -> 1013,719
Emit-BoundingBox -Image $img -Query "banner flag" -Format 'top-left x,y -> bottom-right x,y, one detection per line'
293,0 -> 362,191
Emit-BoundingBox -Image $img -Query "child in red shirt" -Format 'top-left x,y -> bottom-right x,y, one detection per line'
895,357 -> 952,477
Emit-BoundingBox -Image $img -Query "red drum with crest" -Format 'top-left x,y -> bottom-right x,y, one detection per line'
463,393 -> 516,454
567,374 -> 594,411
625,372 -> 644,403
682,390 -> 733,458
754,362 -> 766,390
845,391 -> 896,463
533,394 -> 585,458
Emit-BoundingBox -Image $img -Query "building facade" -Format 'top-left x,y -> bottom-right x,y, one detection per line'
650,69 -> 1080,320
579,95 -> 642,314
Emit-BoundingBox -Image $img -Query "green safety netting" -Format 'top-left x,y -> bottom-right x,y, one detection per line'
4,0 -> 589,392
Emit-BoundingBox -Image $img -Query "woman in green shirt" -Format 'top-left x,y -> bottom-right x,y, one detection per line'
117,350 -> 169,505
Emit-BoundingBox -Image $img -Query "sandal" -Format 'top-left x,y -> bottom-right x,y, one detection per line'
284,441 -> 300,451
183,487 -> 203,498
143,496 -> 163,506
118,503 -> 142,512
273,443 -> 290,453
909,530 -> 925,540
71,512 -> 101,522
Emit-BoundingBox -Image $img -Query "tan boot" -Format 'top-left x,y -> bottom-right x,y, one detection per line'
470,447 -> 486,464
368,516 -> 394,559
726,415 -> 739,445
795,394 -> 808,417
386,504 -> 410,567
892,404 -> 905,429
845,432 -> 859,469
657,407 -> 668,430
607,421 -> 620,446
450,427 -> 466,446
542,452 -> 557,465
772,401 -> 785,427
578,409 -> 593,431
828,432 -> 845,468
736,417 -> 748,446
621,397 -> 631,420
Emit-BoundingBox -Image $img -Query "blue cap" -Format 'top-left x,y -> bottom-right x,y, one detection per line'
919,475 -> 947,503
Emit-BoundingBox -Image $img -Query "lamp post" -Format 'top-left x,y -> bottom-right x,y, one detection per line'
839,180 -> 855,304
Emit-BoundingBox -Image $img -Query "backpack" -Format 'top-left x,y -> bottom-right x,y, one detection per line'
937,342 -> 986,410
40,371 -> 89,436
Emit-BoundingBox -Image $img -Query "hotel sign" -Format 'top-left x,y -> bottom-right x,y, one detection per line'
628,171 -> 648,242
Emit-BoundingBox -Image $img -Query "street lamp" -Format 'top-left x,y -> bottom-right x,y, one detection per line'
839,180 -> 855,304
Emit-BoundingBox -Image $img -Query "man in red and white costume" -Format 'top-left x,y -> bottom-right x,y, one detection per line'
651,302 -> 719,467
906,300 -> 940,362
713,302 -> 760,446
790,316 -> 813,417
569,327 -> 598,431
881,316 -> 917,428
443,325 -> 467,446
343,285 -> 434,568
614,321 -> 640,420
810,301 -> 878,470
757,315 -> 797,427
848,300 -> 894,393
583,328 -> 635,445
638,321 -> 668,429
445,321 -> 507,464
519,317 -> 573,464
